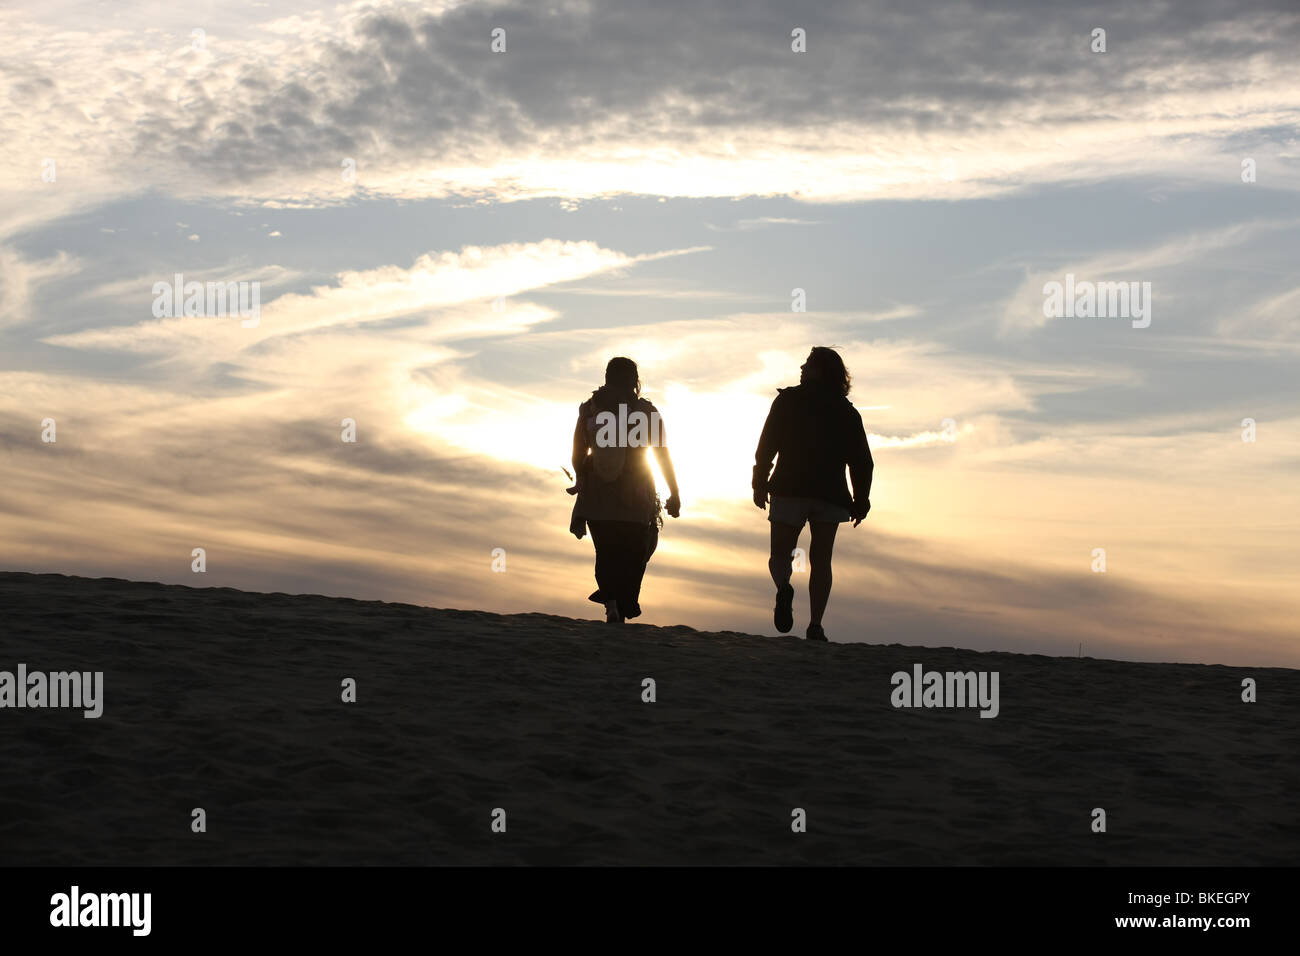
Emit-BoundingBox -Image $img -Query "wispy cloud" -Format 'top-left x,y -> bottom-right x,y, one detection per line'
706,216 -> 825,231
44,240 -> 706,357
0,248 -> 80,327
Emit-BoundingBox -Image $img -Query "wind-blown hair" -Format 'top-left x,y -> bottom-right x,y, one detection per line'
808,346 -> 851,397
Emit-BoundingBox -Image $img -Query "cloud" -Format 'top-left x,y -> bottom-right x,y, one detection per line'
707,216 -> 825,231
0,247 -> 80,327
4,0 -> 1300,220
4,228 -> 1300,666
1218,282 -> 1300,340
998,219 -> 1300,333
43,239 -> 703,358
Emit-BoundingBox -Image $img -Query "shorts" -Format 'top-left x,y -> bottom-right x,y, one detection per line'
768,495 -> 851,528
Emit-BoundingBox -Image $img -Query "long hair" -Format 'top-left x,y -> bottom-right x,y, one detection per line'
807,346 -> 851,397
603,356 -> 641,398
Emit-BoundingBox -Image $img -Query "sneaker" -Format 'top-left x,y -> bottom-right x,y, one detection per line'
774,583 -> 794,633
605,599 -> 624,624
805,623 -> 828,642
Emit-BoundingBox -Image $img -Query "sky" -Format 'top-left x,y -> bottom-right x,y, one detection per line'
1,0 -> 1298,666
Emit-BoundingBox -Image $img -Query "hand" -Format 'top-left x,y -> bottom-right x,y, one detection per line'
851,498 -> 871,527
666,493 -> 681,518
753,487 -> 768,510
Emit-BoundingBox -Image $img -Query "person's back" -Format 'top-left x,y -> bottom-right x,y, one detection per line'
574,388 -> 660,524
757,382 -> 868,512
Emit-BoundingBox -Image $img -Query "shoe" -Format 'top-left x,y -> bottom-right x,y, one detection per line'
774,584 -> 794,633
806,623 -> 828,642
605,599 -> 624,624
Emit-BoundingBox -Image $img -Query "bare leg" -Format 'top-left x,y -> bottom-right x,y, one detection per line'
808,521 -> 839,627
768,520 -> 800,589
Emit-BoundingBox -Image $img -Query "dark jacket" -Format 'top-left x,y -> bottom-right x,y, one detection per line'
753,383 -> 873,513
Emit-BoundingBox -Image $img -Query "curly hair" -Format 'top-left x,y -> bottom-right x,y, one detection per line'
807,346 -> 851,397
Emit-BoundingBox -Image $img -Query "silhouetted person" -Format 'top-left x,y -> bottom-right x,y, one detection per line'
569,357 -> 680,623
753,347 -> 872,641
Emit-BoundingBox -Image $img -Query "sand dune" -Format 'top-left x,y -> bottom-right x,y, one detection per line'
0,571 -> 1295,865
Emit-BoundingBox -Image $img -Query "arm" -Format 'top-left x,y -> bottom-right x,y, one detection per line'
569,406 -> 589,494
847,410 -> 874,526
752,393 -> 782,508
651,413 -> 681,517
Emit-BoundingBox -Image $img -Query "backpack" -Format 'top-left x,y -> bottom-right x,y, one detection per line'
585,390 -> 633,482
589,420 -> 627,482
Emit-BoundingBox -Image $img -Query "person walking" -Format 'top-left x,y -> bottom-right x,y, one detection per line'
752,347 -> 872,641
569,357 -> 681,623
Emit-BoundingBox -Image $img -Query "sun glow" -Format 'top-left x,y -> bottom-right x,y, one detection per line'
403,380 -> 775,505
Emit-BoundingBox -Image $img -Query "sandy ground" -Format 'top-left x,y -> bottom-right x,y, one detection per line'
1,571 -> 1296,865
